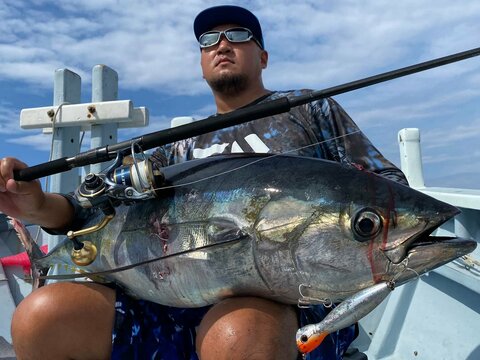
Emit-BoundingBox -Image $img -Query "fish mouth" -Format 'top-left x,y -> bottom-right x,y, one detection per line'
382,196 -> 461,265
392,235 -> 477,284
382,194 -> 476,283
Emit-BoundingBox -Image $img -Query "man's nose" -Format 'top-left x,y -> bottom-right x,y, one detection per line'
216,34 -> 232,52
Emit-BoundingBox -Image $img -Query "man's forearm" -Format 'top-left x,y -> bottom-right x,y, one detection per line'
25,193 -> 75,230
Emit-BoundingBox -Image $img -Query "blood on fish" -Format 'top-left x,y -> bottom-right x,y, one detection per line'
350,163 -> 365,171
150,219 -> 169,253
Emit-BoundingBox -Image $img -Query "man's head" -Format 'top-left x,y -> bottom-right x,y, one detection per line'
194,5 -> 268,98
194,5 -> 264,50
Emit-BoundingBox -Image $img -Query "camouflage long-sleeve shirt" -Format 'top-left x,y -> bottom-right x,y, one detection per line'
153,89 -> 408,185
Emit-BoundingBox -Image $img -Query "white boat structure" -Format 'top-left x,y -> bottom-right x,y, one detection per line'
1,66 -> 479,360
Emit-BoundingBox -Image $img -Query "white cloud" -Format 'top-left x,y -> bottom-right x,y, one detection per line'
6,132 -> 52,151
0,103 -> 21,134
118,114 -> 172,140
422,118 -> 480,149
2,0 -> 479,95
190,103 -> 217,119
1,0 -> 480,188
344,87 -> 480,127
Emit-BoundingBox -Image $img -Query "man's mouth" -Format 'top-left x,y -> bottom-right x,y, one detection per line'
216,57 -> 234,66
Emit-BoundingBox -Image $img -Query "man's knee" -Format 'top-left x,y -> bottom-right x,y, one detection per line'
196,297 -> 298,360
12,283 -> 64,341
11,282 -> 115,360
12,281 -> 115,332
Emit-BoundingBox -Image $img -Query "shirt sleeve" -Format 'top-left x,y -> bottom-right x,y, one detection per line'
150,146 -> 173,168
41,193 -> 97,235
150,138 -> 195,167
308,97 -> 409,186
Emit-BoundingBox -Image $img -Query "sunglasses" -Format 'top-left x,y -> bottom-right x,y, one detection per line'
198,27 -> 262,49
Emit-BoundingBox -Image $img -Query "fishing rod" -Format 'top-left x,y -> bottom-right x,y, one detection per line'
14,46 -> 480,182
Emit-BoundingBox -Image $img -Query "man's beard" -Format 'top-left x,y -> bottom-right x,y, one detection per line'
207,73 -> 249,96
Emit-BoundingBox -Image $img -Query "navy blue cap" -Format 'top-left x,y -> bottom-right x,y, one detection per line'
193,5 -> 264,49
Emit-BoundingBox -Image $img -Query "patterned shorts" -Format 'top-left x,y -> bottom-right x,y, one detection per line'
111,288 -> 356,360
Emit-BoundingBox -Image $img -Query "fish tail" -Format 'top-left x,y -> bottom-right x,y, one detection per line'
8,217 -> 49,290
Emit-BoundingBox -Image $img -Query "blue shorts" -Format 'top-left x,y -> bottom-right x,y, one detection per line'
111,288 -> 356,360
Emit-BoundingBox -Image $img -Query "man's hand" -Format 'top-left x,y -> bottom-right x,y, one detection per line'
0,157 -> 46,220
0,157 -> 74,230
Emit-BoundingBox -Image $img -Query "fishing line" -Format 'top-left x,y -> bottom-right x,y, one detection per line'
35,103 -> 88,242
79,131 -> 86,149
392,257 -> 420,283
36,234 -> 246,280
34,102 -> 69,243
150,130 -> 361,192
454,255 -> 480,275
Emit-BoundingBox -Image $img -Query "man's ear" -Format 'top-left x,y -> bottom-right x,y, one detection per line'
260,50 -> 269,69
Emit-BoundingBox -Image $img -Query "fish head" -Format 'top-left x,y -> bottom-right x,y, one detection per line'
349,181 -> 477,284
267,164 -> 477,297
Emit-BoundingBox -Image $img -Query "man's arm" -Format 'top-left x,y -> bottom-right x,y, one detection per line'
309,97 -> 409,186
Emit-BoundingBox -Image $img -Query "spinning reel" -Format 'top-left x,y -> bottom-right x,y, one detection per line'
68,143 -> 164,266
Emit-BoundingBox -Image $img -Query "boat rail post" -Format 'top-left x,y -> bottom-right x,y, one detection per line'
89,65 -> 119,174
15,65 -> 148,284
398,128 -> 426,189
47,70 -> 82,266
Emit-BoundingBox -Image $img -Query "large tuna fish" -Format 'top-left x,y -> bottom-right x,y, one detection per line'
12,154 -> 476,354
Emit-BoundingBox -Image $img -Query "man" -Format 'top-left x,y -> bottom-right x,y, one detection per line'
0,5 -> 407,360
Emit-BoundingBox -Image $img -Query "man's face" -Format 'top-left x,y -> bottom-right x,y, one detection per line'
200,23 -> 268,95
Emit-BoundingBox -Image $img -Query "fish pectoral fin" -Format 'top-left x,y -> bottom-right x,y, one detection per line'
207,218 -> 249,243
173,218 -> 248,247
296,282 -> 394,354
165,219 -> 249,261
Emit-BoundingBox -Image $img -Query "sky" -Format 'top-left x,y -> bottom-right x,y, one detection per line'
0,0 -> 479,189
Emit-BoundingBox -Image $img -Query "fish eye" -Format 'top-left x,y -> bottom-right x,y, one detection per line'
352,209 -> 382,241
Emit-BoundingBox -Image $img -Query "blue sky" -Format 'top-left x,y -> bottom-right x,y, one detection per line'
1,0 -> 479,189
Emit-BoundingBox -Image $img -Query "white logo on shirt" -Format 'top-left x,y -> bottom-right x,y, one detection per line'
193,134 -> 270,159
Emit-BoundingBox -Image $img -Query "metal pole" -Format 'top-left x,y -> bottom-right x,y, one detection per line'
47,69 -> 81,276
397,128 -> 425,188
90,65 -> 119,174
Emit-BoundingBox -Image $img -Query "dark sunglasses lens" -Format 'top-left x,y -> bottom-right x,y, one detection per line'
199,32 -> 220,47
225,29 -> 251,42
